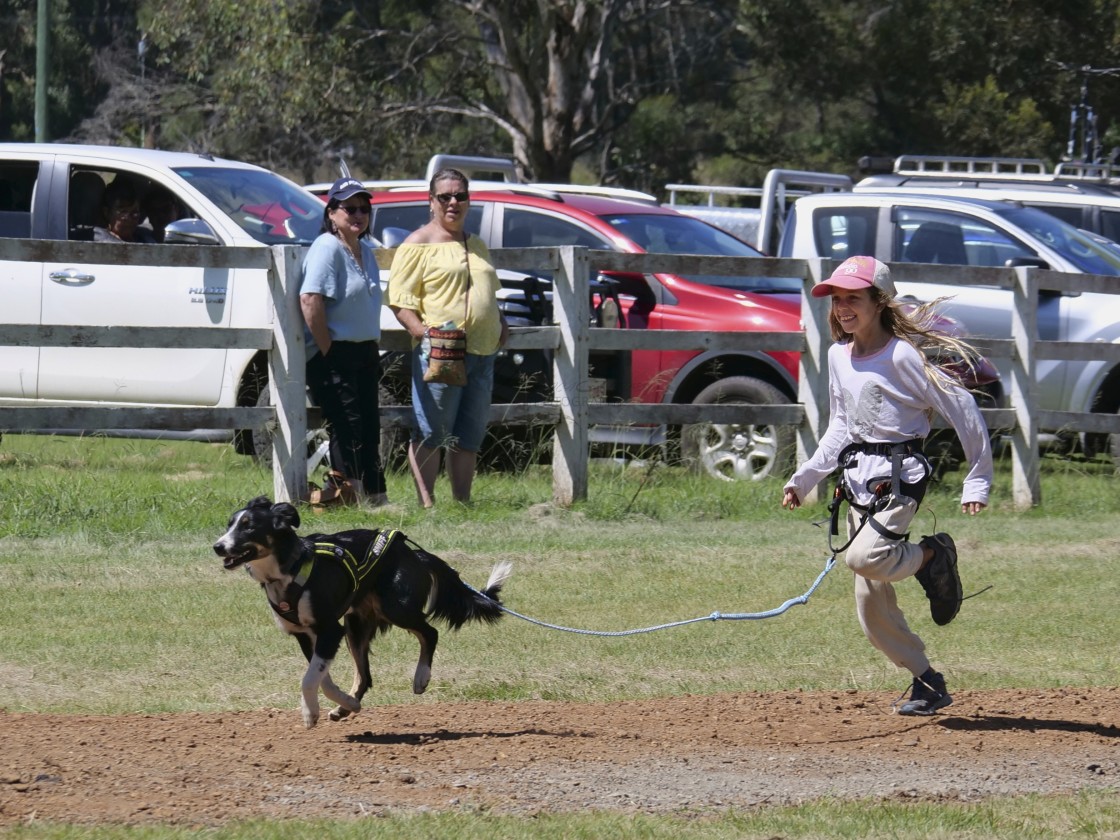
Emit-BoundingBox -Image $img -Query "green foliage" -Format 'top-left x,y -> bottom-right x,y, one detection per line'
931,77 -> 1055,157
0,0 -> 125,141
9,1 -> 1120,210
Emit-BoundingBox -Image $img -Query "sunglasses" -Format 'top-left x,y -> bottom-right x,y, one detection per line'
433,191 -> 470,205
337,204 -> 371,216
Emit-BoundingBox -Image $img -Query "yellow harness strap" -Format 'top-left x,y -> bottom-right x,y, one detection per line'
312,529 -> 402,595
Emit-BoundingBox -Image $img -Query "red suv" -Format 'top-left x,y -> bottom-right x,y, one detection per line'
364,184 -> 802,482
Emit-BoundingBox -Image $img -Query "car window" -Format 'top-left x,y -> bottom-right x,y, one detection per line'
601,212 -> 760,257
174,166 -> 323,244
371,203 -> 482,242
1100,210 -> 1120,243
67,168 -> 203,243
997,204 -> 1120,275
0,161 -> 38,238
893,208 -> 1035,268
600,211 -> 798,293
811,208 -> 877,261
502,207 -> 606,249
1026,203 -> 1084,229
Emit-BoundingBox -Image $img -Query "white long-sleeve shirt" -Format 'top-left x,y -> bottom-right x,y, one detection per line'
785,337 -> 992,507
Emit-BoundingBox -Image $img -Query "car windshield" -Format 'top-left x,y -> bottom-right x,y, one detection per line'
174,166 -> 323,245
600,212 -> 800,293
996,205 -> 1120,275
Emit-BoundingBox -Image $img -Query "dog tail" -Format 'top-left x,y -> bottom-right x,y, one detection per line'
422,552 -> 510,630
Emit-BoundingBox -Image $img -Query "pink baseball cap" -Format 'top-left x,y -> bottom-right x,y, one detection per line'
811,255 -> 897,299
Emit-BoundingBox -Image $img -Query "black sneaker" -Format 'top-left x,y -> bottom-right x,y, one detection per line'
897,670 -> 953,716
916,533 -> 963,625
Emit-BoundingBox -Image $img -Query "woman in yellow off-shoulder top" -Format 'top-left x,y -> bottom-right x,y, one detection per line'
387,168 -> 508,508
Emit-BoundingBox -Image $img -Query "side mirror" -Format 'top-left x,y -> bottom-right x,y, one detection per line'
1004,256 -> 1050,270
380,227 -> 410,248
163,218 -> 221,246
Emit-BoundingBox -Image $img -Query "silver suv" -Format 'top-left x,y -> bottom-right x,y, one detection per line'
777,188 -> 1120,462
0,143 -> 339,456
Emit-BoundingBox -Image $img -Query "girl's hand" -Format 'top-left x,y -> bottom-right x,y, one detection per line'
782,490 -> 800,510
962,501 -> 986,516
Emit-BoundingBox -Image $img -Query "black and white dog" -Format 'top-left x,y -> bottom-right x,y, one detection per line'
213,496 -> 511,729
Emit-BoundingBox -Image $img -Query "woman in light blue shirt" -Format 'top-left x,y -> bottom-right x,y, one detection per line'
299,177 -> 388,507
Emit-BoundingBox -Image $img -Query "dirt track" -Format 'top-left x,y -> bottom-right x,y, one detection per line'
1,687 -> 1118,826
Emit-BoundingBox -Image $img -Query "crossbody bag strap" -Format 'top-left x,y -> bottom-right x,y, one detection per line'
462,232 -> 472,327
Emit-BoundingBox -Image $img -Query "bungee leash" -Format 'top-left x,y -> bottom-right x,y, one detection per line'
468,553 -> 838,637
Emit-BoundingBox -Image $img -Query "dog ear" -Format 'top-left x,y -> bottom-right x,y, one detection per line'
271,501 -> 301,531
247,495 -> 273,510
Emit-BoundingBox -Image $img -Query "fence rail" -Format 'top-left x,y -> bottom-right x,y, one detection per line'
3,239 -> 1119,509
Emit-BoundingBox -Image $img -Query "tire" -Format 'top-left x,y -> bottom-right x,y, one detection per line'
250,381 -> 277,464
250,382 -> 331,472
680,377 -> 795,482
232,365 -> 269,458
378,381 -> 410,474
1110,410 -> 1120,474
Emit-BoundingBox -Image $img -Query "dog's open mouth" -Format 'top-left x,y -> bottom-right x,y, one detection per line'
221,548 -> 255,569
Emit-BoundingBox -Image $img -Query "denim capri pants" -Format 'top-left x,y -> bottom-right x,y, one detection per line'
410,345 -> 496,452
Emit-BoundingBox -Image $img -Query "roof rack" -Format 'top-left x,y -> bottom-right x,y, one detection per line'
665,184 -> 812,205
1052,161 -> 1120,182
536,183 -> 659,204
894,155 -> 1052,179
425,154 -> 519,183
308,154 -> 660,204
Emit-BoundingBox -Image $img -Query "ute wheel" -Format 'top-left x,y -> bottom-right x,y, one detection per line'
680,377 -> 795,482
378,381 -> 410,473
250,383 -> 331,472
1111,408 -> 1120,474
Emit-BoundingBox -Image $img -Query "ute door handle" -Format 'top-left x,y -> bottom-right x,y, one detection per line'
49,268 -> 96,285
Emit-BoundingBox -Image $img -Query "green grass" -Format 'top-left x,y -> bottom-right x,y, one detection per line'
1,792 -> 1118,839
1,433 -> 1118,836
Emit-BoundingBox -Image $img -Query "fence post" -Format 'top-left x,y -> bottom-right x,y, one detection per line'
550,245 -> 590,505
797,258 -> 832,504
1009,266 -> 1041,508
269,245 -> 308,503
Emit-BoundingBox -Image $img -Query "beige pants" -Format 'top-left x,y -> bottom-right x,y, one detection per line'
843,493 -> 930,677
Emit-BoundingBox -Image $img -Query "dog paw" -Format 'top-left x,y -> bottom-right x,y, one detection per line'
328,696 -> 360,721
301,699 -> 320,729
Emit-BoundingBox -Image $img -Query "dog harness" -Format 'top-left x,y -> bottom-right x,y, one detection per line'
269,529 -> 402,624
826,438 -> 931,552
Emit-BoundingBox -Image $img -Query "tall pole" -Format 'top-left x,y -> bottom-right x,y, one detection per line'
35,0 -> 50,142
138,34 -> 148,146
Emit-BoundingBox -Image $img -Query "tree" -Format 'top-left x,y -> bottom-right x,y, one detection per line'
0,0 -> 137,142
422,0 -> 743,182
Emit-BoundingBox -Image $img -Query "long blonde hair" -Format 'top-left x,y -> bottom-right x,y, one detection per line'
827,288 -> 985,395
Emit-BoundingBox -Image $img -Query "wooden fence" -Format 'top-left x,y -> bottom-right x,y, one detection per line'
2,239 -> 1119,510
